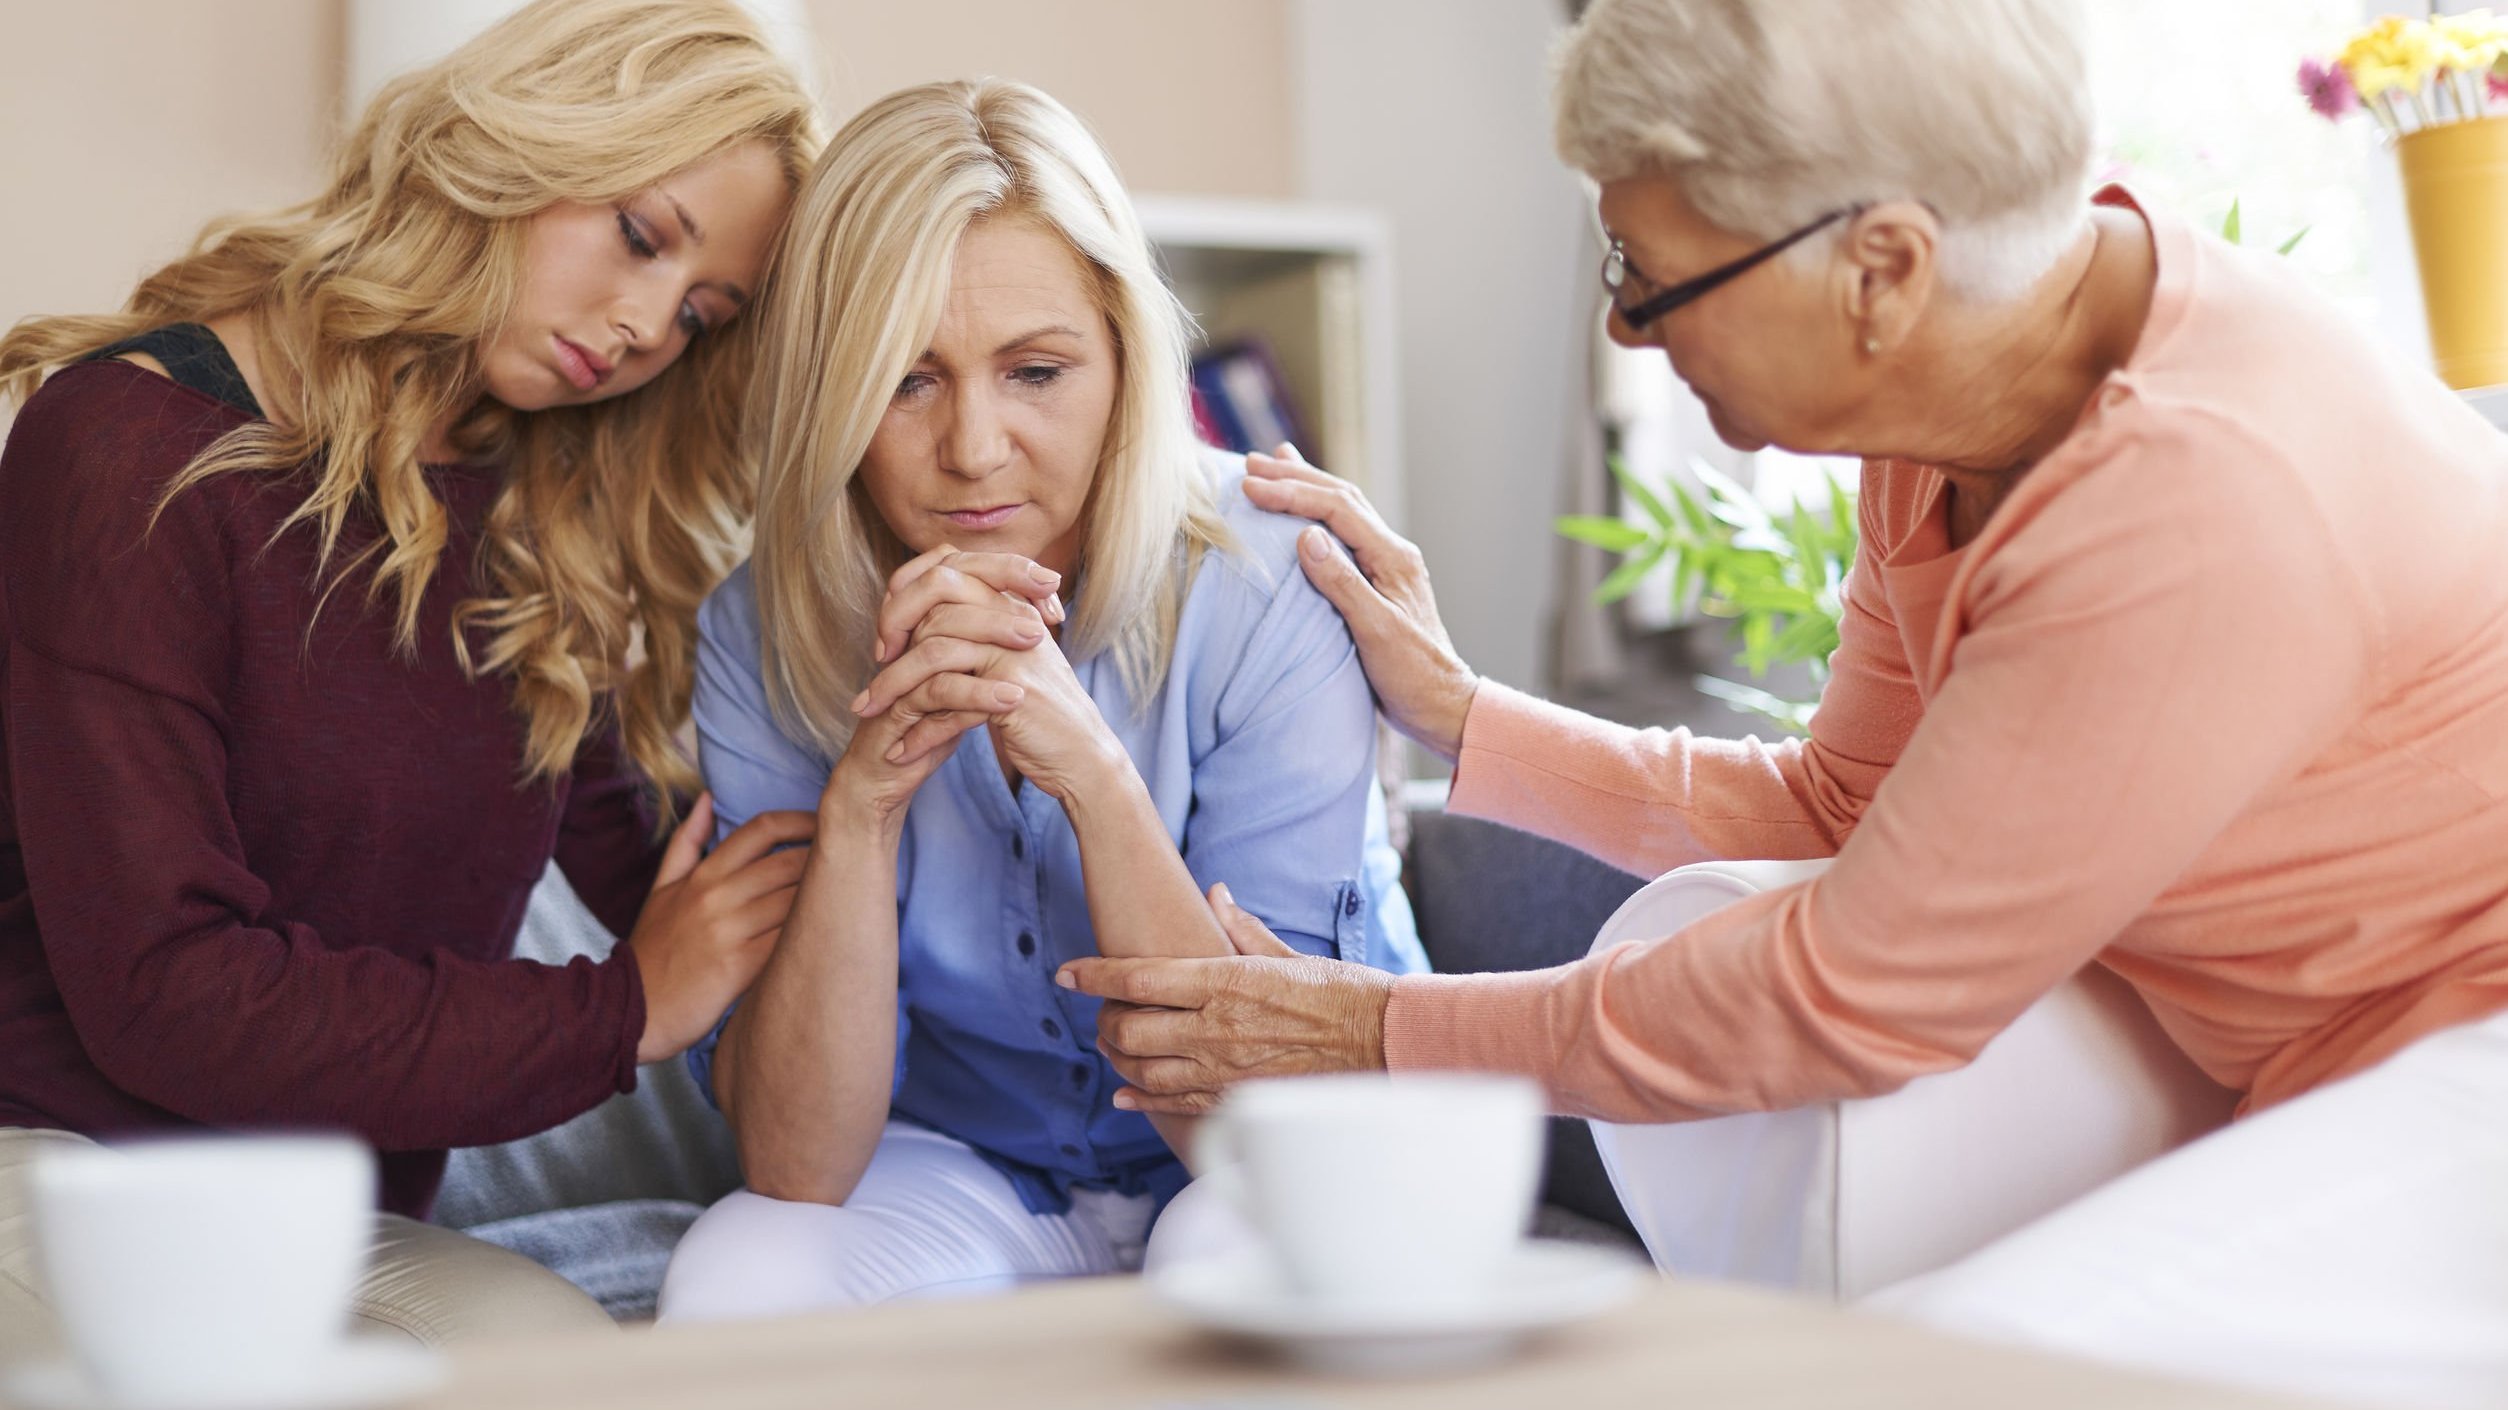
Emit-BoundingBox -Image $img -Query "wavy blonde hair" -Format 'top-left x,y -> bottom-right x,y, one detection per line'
0,0 -> 824,802
749,78 -> 1228,761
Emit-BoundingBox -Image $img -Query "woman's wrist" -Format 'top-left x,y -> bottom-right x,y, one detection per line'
1052,739 -> 1149,825
818,761 -> 910,846
1417,668 -> 1482,762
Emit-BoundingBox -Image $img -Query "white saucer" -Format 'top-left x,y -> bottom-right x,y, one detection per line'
1150,1240 -> 1646,1376
2,1338 -> 445,1410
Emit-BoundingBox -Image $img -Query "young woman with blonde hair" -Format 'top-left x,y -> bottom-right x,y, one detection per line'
654,78 -> 1424,1319
0,0 -> 822,1346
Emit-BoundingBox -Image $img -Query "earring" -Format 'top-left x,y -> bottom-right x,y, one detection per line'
1862,336 -> 1882,355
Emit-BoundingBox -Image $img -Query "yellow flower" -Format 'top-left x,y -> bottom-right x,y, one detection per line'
2341,14 -> 2449,96
2435,9 -> 2508,69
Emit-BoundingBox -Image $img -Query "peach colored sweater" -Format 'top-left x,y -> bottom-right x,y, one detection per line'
1385,194 -> 2508,1122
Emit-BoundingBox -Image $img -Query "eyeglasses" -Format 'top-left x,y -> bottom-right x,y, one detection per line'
1601,205 -> 1863,332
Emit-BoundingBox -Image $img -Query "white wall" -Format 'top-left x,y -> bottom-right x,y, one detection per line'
1290,0 -> 1593,693
0,3 -> 341,343
1,2 -> 1301,350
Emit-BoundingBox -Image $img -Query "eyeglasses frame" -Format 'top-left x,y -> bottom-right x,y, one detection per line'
1602,204 -> 1867,332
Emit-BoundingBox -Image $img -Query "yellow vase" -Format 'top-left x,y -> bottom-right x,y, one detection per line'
2399,114 -> 2508,391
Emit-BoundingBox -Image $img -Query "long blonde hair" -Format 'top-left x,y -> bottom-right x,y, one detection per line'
749,78 -> 1227,762
0,0 -> 824,801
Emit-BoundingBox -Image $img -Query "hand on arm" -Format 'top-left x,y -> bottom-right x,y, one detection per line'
1239,445 -> 1478,760
626,795 -> 816,1064
1072,885 -> 1395,1116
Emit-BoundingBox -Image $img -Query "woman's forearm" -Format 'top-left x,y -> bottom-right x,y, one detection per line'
715,804 -> 901,1205
1058,762 -> 1231,1162
1059,763 -> 1232,962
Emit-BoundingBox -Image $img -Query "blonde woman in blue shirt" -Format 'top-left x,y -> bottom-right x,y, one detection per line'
655,79 -> 1424,1320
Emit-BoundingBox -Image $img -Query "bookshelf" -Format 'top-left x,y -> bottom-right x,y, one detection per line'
1136,196 -> 1407,532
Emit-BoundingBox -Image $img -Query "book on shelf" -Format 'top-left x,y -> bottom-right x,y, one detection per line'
1188,338 -> 1307,457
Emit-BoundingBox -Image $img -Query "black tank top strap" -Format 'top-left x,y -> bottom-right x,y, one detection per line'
84,323 -> 263,419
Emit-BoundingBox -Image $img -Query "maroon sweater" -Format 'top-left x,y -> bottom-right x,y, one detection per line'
0,361 -> 663,1217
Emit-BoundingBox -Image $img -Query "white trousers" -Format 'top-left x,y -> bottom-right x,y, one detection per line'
657,1122 -> 1226,1323
1859,1007 -> 2508,1410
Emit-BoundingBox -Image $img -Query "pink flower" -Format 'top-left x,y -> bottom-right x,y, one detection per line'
2298,56 -> 2358,120
2490,71 -> 2508,103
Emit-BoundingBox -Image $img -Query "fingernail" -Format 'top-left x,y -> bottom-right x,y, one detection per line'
849,691 -> 870,715
1055,967 -> 1077,989
994,683 -> 1024,707
873,641 -> 890,664
884,741 -> 905,762
1276,441 -> 1302,460
1299,526 -> 1330,562
1212,882 -> 1235,910
1030,564 -> 1062,586
1017,624 -> 1045,644
1112,1091 -> 1138,1111
1046,594 -> 1065,624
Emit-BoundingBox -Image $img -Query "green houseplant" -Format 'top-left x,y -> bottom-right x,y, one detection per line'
1558,457 -> 1855,734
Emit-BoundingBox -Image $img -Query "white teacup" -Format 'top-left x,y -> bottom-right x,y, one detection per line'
1198,1072 -> 1546,1308
31,1135 -> 374,1408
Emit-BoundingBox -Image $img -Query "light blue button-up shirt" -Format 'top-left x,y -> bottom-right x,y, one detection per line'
685,456 -> 1425,1213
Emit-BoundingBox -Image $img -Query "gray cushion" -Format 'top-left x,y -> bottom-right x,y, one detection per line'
1406,810 -> 1649,1243
433,869 -> 743,1320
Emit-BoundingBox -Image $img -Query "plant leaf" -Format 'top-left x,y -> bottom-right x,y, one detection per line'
1782,502 -> 1828,591
2221,197 -> 2242,245
1592,541 -> 1668,604
2276,225 -> 2311,256
1693,463 -> 1773,534
1723,582 -> 1820,614
1668,474 -> 1717,536
1829,477 -> 1857,539
1608,458 -> 1675,529
1694,675 -> 1819,736
1773,613 -> 1841,664
1555,515 -> 1652,552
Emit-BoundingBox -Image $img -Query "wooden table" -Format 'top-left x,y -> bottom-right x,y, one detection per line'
417,1274 -> 2319,1409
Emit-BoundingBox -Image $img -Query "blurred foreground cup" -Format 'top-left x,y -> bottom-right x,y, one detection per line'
31,1134 -> 372,1408
1197,1072 -> 1546,1308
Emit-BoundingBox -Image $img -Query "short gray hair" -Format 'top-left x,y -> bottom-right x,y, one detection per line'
1554,0 -> 2093,303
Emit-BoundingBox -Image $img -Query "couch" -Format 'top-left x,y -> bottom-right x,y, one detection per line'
439,813 -> 2240,1316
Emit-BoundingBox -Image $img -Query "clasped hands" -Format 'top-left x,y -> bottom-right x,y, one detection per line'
826,545 -> 1122,823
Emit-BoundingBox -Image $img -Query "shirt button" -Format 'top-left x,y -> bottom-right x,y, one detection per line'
1040,1018 -> 1063,1040
1059,1143 -> 1083,1159
1069,1063 -> 1090,1089
1011,835 -> 1026,861
1343,891 -> 1362,917
1016,932 -> 1037,958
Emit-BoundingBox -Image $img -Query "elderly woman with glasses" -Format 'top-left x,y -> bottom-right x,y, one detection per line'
1065,0 -> 2508,1403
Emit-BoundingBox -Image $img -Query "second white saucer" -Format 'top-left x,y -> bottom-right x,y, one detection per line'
1150,1239 -> 1647,1376
2,1336 -> 445,1410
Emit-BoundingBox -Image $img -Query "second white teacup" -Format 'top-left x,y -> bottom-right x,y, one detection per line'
31,1134 -> 374,1409
1199,1072 -> 1546,1308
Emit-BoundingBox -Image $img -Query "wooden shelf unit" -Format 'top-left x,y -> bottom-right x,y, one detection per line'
1136,195 -> 1407,532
